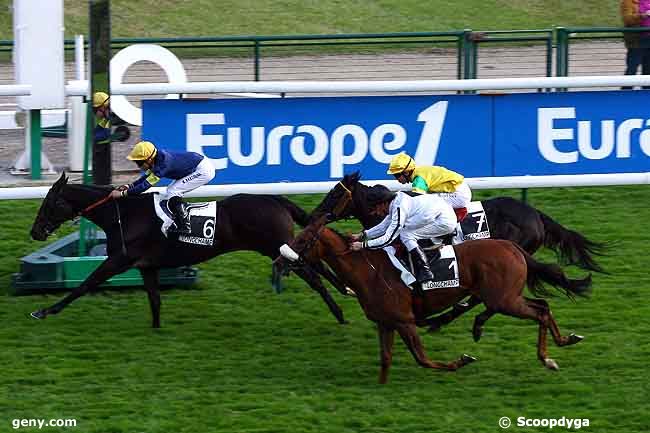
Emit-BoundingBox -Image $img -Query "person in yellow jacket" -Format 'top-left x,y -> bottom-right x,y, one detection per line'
386,152 -> 472,220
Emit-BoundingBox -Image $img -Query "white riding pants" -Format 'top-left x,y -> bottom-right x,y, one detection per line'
165,158 -> 216,198
399,205 -> 457,251
430,181 -> 472,209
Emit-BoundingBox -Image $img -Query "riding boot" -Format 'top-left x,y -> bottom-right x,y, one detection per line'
409,246 -> 434,286
168,196 -> 191,234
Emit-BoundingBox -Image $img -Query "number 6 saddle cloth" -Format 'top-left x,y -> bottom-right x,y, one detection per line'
152,193 -> 218,246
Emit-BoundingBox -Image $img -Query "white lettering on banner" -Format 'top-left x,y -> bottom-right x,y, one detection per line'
185,101 -> 448,177
538,107 -> 650,163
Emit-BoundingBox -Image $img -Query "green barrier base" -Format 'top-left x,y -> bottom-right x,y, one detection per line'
11,231 -> 198,296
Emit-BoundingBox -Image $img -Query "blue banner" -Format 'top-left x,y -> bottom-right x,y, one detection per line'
142,91 -> 650,184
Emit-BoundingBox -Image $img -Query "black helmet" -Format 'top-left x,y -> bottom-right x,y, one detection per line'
366,185 -> 396,208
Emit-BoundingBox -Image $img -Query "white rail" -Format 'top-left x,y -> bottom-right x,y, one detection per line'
0,84 -> 31,96
61,74 -> 650,97
1,173 -> 648,200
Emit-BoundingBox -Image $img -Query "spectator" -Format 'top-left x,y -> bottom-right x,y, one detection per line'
621,0 -> 650,89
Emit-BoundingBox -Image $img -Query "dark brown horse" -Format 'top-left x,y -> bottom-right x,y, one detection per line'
29,173 -> 350,327
280,193 -> 591,383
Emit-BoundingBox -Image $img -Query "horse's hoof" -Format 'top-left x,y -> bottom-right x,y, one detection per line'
344,287 -> 356,297
461,354 -> 477,364
30,310 -> 46,320
544,358 -> 560,370
567,333 -> 584,345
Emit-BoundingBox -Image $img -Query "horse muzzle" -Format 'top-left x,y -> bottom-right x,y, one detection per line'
279,244 -> 300,262
30,226 -> 49,241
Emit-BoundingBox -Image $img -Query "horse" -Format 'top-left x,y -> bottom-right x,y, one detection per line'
312,172 -> 606,272
29,173 -> 349,327
280,207 -> 592,383
308,172 -> 604,331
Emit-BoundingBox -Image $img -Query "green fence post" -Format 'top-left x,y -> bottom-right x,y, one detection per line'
556,27 -> 569,77
30,109 -> 42,180
254,40 -> 260,81
462,29 -> 474,80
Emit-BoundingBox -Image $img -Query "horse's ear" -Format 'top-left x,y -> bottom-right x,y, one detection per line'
351,171 -> 361,183
345,171 -> 360,184
52,172 -> 68,190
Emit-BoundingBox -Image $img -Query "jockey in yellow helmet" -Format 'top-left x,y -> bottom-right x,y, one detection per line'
92,92 -> 111,145
110,140 -> 216,234
387,152 -> 472,221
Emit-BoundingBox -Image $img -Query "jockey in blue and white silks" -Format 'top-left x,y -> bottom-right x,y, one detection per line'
110,140 -> 215,233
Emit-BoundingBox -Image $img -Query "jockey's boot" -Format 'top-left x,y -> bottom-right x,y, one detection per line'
409,246 -> 434,287
168,196 -> 191,234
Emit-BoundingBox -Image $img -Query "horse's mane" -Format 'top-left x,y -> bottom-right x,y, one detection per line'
65,183 -> 114,193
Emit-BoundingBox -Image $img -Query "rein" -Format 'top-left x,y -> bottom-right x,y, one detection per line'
80,194 -> 112,215
77,193 -> 128,257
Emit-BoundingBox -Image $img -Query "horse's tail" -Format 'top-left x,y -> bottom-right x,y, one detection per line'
538,210 -> 608,273
269,195 -> 310,227
515,244 -> 593,300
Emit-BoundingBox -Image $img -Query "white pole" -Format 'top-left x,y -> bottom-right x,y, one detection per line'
0,84 -> 31,96
74,34 -> 85,80
68,35 -> 87,172
1,173 -> 649,200
63,74 -> 650,97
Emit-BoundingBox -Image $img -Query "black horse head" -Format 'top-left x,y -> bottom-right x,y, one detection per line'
310,171 -> 386,228
311,171 -> 363,222
31,172 -> 77,241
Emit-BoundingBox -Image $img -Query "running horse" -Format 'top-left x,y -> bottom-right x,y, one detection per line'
279,190 -> 592,383
29,173 -> 350,327
308,172 -> 604,331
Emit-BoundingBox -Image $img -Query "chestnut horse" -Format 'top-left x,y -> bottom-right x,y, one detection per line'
279,195 -> 591,384
309,172 -> 602,333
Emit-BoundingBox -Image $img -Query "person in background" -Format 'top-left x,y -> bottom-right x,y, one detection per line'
621,0 -> 650,89
92,91 -> 111,145
109,140 -> 216,234
386,152 -> 472,221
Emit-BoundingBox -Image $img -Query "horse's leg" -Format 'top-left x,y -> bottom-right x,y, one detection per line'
424,295 -> 482,333
139,268 -> 161,329
270,259 -> 284,293
490,297 -> 560,370
525,298 -> 584,347
377,324 -> 395,384
394,322 -> 476,372
472,308 -> 496,342
293,265 -> 347,324
311,260 -> 355,297
31,254 -> 134,319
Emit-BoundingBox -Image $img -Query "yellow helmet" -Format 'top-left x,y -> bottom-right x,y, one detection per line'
92,91 -> 110,108
127,141 -> 157,161
386,152 -> 415,174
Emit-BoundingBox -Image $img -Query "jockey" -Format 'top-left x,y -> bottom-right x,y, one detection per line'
92,91 -> 111,146
387,152 -> 472,221
349,185 -> 457,287
110,140 -> 216,234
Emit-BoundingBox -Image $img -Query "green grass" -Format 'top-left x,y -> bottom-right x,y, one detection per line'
0,186 -> 649,432
0,1 -> 624,40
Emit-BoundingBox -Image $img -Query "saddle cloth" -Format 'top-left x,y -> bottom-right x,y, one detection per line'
453,200 -> 491,244
383,244 -> 460,290
152,194 -> 218,246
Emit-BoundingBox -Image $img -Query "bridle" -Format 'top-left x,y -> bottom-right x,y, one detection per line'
330,181 -> 354,220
